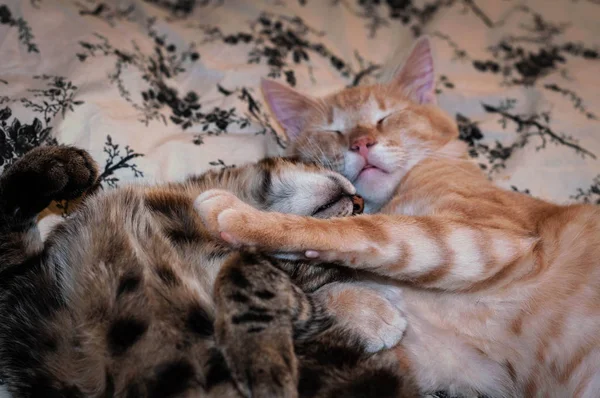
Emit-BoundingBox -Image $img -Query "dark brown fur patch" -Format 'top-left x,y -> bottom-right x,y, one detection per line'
107,318 -> 148,355
148,360 -> 195,398
186,305 -> 214,337
156,266 -> 180,287
117,273 -> 141,297
255,289 -> 276,300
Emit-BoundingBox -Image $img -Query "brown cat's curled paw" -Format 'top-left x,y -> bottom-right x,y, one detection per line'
0,145 -> 98,217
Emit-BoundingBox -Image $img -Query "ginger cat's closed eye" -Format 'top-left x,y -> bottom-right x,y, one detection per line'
197,37 -> 600,398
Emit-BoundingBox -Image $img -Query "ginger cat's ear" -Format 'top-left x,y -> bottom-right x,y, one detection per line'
390,36 -> 436,105
261,78 -> 322,141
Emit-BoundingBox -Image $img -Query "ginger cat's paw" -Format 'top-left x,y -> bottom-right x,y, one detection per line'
317,282 -> 408,353
194,189 -> 260,245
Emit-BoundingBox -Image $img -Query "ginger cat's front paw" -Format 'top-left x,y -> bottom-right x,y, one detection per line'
316,282 -> 408,353
194,189 -> 261,245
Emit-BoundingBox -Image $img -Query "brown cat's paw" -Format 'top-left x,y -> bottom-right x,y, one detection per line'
225,352 -> 298,398
0,146 -> 98,216
194,189 -> 261,245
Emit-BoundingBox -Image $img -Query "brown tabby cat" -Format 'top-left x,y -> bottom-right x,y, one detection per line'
0,146 -> 416,397
196,37 -> 600,398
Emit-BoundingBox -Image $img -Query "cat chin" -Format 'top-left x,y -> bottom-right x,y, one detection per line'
354,170 -> 399,212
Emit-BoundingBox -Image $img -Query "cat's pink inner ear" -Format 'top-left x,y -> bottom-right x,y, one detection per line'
261,78 -> 319,141
392,37 -> 436,105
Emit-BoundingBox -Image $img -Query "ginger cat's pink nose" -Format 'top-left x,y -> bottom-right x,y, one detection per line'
350,136 -> 377,157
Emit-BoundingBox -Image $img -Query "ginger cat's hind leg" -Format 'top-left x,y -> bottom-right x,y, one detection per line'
313,281 -> 407,353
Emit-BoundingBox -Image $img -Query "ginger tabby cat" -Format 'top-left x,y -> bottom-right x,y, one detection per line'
195,37 -> 600,397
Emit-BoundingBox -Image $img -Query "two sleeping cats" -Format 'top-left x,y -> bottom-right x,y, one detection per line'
197,37 -> 600,397
0,35 -> 597,398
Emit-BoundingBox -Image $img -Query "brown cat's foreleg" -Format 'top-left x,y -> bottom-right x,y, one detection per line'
214,252 -> 309,398
0,146 -> 98,273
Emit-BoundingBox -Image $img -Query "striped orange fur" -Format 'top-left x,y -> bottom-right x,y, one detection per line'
196,37 -> 600,397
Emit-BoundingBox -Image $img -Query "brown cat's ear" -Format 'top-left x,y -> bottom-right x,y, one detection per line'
261,78 -> 321,141
390,36 -> 436,105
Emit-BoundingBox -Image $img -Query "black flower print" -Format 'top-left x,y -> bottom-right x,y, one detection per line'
0,106 -> 55,168
0,75 -> 83,168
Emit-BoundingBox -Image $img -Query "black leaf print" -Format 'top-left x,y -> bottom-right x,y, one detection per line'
331,0 -> 456,38
76,1 -> 136,27
208,159 -> 235,169
483,99 -> 596,160
97,135 -> 144,188
571,175 -> 600,205
0,4 -> 39,53
435,74 -> 455,95
143,0 -> 222,19
473,6 -> 599,86
20,75 -> 85,126
193,85 -> 279,146
432,31 -> 470,61
195,12 -> 379,86
544,84 -> 597,120
77,20 -> 202,127
511,186 -> 531,195
455,112 -> 505,172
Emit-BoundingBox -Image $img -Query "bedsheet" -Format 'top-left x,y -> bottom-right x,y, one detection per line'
0,0 -> 599,396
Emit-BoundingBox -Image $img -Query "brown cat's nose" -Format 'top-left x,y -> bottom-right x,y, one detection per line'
351,195 -> 364,215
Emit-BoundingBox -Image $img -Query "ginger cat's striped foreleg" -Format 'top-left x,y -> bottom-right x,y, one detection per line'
195,190 -> 537,291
